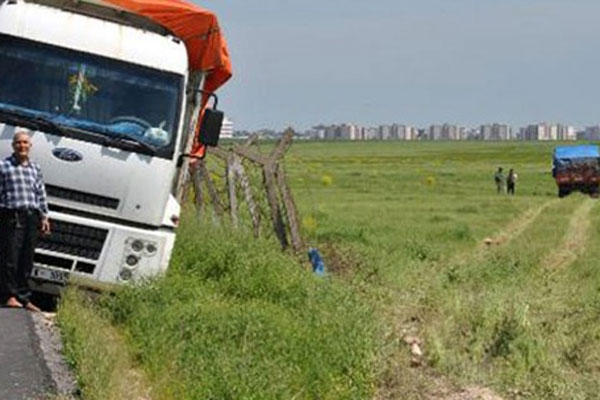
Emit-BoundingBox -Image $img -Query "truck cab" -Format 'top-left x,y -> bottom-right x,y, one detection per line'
0,0 -> 209,293
553,145 -> 600,198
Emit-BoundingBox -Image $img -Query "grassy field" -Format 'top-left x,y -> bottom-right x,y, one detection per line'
58,141 -> 600,399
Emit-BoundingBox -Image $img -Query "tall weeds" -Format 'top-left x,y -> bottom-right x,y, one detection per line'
70,214 -> 380,399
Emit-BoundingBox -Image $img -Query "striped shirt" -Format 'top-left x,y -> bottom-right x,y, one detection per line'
0,154 -> 48,216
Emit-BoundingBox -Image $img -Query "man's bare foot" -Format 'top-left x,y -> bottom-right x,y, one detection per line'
24,302 -> 41,312
5,297 -> 23,308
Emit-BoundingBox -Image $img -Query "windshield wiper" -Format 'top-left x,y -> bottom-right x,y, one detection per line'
104,133 -> 156,155
29,116 -> 67,136
0,107 -> 157,156
0,108 -> 67,136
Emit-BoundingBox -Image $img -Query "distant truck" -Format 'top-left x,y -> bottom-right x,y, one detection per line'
552,145 -> 600,198
0,0 -> 231,294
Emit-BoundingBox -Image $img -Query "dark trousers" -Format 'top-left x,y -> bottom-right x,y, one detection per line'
0,209 -> 39,305
507,182 -> 515,195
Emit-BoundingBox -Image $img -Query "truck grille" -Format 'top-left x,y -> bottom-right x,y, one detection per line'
36,220 -> 108,260
46,184 -> 119,209
33,253 -> 97,274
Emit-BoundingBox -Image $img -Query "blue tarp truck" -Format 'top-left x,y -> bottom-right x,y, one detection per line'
552,145 -> 600,197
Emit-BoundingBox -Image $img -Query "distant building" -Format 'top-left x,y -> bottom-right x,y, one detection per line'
583,126 -> 600,140
547,124 -> 558,141
340,123 -> 362,140
363,126 -> 378,140
522,124 -> 547,140
522,123 -> 575,141
390,124 -> 415,140
301,121 -> 586,141
443,124 -> 460,140
464,127 -> 480,140
308,126 -> 326,140
480,125 -> 492,140
428,124 -> 461,140
378,125 -> 392,140
557,125 -> 577,141
322,125 -> 334,139
316,125 -> 338,140
480,124 -> 512,140
428,125 -> 442,140
308,123 -> 363,140
220,116 -> 234,139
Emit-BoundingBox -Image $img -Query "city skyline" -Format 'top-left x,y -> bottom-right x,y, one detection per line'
202,1 -> 600,132
226,120 -> 600,142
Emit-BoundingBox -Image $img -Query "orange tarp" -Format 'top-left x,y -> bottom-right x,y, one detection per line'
102,0 -> 232,156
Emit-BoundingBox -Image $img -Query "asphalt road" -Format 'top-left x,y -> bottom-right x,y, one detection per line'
0,308 -> 55,400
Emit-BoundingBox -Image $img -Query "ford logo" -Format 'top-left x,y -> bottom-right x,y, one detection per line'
52,147 -> 83,162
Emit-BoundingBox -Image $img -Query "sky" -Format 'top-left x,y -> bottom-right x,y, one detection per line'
197,0 -> 600,132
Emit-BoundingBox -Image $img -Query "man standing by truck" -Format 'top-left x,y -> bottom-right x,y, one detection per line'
0,129 -> 50,311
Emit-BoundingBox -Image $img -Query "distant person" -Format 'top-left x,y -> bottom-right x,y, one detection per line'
507,168 -> 518,195
494,167 -> 504,194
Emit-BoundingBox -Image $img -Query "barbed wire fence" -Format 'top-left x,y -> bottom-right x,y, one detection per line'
184,129 -> 303,253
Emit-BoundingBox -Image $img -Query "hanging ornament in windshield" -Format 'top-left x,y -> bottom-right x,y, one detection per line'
68,64 -> 98,113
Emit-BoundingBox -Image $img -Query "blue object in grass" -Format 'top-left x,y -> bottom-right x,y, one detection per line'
308,248 -> 325,276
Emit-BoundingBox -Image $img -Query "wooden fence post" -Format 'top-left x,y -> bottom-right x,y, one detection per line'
264,162 -> 288,250
203,130 -> 301,251
198,161 -> 224,217
191,164 -> 204,212
175,72 -> 204,202
276,162 -> 302,252
226,154 -> 239,227
232,156 -> 261,237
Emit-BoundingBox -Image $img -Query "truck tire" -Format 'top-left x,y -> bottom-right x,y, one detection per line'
558,187 -> 570,198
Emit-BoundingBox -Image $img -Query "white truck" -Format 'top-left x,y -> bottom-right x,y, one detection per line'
0,0 -> 230,293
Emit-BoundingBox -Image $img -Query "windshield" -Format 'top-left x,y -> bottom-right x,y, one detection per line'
0,34 -> 183,158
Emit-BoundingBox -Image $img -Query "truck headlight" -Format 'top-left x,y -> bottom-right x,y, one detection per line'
126,255 -> 139,266
119,268 -> 133,281
131,240 -> 144,252
146,243 -> 157,254
126,238 -> 158,258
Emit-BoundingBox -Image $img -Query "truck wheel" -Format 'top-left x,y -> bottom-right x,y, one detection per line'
558,187 -> 569,198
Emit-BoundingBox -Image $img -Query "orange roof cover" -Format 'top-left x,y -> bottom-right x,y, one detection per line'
102,0 -> 232,93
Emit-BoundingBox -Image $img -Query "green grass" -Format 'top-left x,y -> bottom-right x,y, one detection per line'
59,140 -> 600,399
58,290 -> 151,400
60,215 -> 378,400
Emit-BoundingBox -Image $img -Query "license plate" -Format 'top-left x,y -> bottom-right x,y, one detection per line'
32,266 -> 69,284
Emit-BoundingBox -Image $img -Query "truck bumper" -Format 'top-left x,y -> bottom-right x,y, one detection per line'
30,210 -> 176,294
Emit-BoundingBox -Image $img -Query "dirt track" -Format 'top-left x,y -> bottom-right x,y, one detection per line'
540,198 -> 596,270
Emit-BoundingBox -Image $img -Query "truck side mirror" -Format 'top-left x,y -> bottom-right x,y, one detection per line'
199,107 -> 224,147
196,90 -> 223,147
177,90 -> 225,167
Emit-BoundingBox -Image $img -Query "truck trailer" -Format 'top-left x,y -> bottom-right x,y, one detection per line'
553,145 -> 600,198
0,0 -> 232,293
